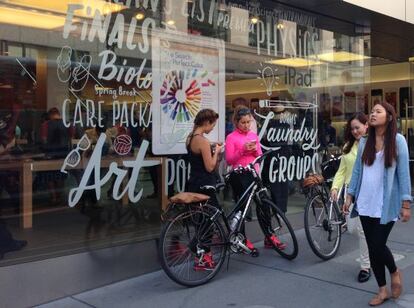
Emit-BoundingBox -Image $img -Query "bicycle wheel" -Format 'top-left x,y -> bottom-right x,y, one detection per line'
256,198 -> 298,260
159,206 -> 227,287
304,192 -> 342,260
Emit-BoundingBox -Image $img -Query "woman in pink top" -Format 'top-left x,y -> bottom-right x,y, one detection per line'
226,106 -> 285,253
225,107 -> 262,169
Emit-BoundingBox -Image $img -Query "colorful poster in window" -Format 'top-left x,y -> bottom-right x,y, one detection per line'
152,32 -> 225,154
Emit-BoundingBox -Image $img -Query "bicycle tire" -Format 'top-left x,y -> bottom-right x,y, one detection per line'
256,198 -> 298,260
158,206 -> 227,287
304,192 -> 342,260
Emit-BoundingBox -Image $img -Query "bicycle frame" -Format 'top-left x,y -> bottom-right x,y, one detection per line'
188,149 -> 279,251
223,160 -> 273,232
199,175 -> 262,237
195,163 -> 270,248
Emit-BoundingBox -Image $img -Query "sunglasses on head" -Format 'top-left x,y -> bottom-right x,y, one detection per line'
237,108 -> 251,116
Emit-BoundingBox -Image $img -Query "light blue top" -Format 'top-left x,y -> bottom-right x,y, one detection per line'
348,133 -> 412,224
356,150 -> 384,218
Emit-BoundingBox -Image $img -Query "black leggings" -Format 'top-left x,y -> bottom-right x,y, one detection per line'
230,172 -> 255,236
186,184 -> 219,254
359,216 -> 397,287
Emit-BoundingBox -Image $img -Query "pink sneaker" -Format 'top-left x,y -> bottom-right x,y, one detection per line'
245,239 -> 255,250
264,234 -> 287,250
194,252 -> 215,271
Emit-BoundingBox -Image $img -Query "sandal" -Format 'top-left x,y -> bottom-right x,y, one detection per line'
391,270 -> 402,299
369,293 -> 389,306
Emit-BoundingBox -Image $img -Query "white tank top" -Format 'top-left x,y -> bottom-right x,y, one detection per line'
356,150 -> 384,218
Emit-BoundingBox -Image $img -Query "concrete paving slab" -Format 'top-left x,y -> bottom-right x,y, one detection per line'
68,263 -> 396,308
37,219 -> 414,308
34,297 -> 91,308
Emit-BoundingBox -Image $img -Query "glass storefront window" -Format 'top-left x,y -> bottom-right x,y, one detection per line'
0,0 -> 412,266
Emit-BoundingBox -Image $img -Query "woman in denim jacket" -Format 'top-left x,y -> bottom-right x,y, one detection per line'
344,102 -> 412,306
331,112 -> 371,283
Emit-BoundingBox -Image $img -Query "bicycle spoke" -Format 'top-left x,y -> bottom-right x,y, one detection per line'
256,199 -> 298,260
159,208 -> 226,286
305,193 -> 341,260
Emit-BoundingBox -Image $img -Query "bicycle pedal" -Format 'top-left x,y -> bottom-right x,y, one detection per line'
250,248 -> 260,257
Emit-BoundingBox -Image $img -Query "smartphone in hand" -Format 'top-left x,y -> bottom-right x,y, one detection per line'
244,139 -> 256,151
245,139 -> 256,146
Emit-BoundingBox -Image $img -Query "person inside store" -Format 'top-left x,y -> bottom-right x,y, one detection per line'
37,112 -> 49,145
0,102 -> 27,259
185,108 -> 223,270
83,121 -> 111,207
137,125 -> 159,199
41,107 -> 72,205
318,117 -> 337,148
330,112 -> 371,283
79,117 -> 112,235
0,219 -> 27,260
0,102 -> 22,214
261,104 -> 291,214
226,105 -> 286,253
130,121 -> 157,199
225,111 -> 234,137
344,102 -> 411,306
249,98 -> 262,132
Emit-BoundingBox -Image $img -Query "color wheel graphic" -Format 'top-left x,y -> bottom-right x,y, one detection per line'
160,70 -> 202,123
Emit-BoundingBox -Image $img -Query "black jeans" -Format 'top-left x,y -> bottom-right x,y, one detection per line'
359,215 -> 397,287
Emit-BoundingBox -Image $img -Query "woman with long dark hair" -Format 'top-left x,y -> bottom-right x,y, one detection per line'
185,109 -> 222,271
344,102 -> 411,306
330,112 -> 371,283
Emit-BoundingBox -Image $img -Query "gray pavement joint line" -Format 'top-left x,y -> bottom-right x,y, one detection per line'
70,296 -> 98,308
388,239 -> 414,247
231,258 -> 376,295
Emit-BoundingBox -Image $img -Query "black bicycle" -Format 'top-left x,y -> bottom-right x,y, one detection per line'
159,150 -> 298,287
302,154 -> 346,260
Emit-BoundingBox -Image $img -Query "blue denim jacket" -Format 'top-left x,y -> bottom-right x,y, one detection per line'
348,133 -> 412,224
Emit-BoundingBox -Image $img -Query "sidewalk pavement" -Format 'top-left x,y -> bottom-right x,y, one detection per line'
37,219 -> 414,308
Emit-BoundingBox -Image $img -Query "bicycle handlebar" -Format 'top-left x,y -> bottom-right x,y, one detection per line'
320,154 -> 342,168
224,149 -> 277,180
251,149 -> 277,165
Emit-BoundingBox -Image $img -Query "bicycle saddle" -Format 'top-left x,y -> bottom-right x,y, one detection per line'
169,192 -> 210,204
